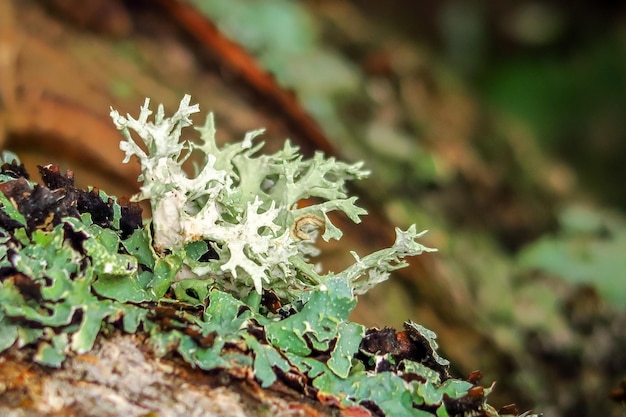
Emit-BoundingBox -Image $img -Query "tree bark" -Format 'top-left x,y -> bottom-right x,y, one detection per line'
0,333 -> 353,417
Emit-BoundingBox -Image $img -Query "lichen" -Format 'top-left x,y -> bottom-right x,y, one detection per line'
0,97 -> 539,417
110,95 -> 432,301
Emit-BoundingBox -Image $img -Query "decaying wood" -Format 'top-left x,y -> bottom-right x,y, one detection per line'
0,334 -> 353,417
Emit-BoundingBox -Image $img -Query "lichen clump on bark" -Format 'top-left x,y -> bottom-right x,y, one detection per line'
0,97 -> 537,417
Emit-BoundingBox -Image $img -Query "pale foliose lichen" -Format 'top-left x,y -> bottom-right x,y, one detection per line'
110,95 -> 435,301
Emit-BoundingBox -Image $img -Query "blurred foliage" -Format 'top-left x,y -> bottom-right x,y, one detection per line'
189,0 -> 360,141
518,204 -> 626,309
481,35 -> 626,208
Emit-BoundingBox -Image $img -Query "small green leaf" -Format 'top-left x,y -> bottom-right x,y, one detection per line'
201,289 -> 251,334
177,334 -> 230,370
243,334 -> 291,388
0,190 -> 26,226
92,273 -> 153,303
97,188 -> 122,230
184,240 -> 209,261
401,360 -> 442,385
63,218 -> 137,276
405,321 -> 450,370
67,279 -> 113,354
436,404 -> 451,417
0,316 -> 18,353
120,305 -> 147,333
172,278 -> 213,305
12,228 -> 29,245
34,333 -> 68,368
16,327 -> 43,348
436,379 -> 473,399
149,329 -> 185,357
3,300 -> 76,327
92,226 -> 121,253
150,252 -> 183,298
416,378 -> 443,405
85,235 -> 137,276
266,278 -> 356,357
327,321 -> 364,378
123,227 -> 157,269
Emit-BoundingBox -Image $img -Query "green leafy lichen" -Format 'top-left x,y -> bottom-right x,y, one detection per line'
0,96 -> 538,417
